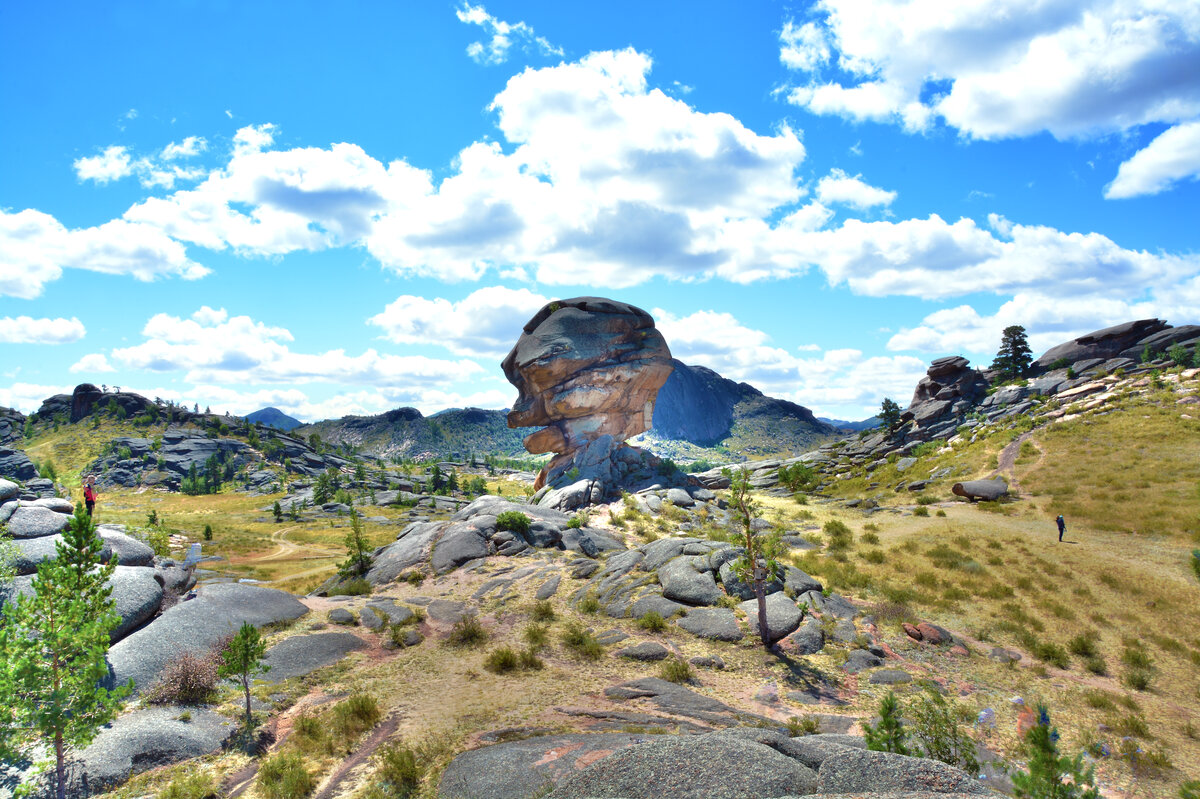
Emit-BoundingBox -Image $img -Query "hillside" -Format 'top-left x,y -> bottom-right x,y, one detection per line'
295,406 -> 529,461
245,406 -> 303,431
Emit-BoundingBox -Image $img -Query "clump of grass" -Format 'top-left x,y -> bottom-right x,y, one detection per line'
1031,640 -> 1070,669
915,495 -> 937,505
637,611 -> 667,632
1122,668 -> 1153,691
1112,713 -> 1150,738
561,622 -> 604,660
257,752 -> 316,799
531,600 -> 556,622
577,596 -> 601,615
1083,690 -> 1116,711
786,716 -> 821,736
523,623 -> 549,649
822,519 -> 853,552
292,712 -> 328,753
372,743 -> 421,798
861,549 -> 885,564
912,506 -> 930,517
159,770 -> 216,799
1083,656 -> 1107,675
446,615 -> 488,648
935,509 -> 946,517
484,646 -> 520,674
860,531 -> 880,546
332,693 -> 382,742
1121,644 -> 1153,669
659,658 -> 694,684
1067,631 -> 1099,658
518,647 -> 544,670
332,577 -> 371,596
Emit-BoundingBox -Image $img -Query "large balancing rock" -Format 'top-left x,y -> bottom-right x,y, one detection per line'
952,478 -> 1009,502
502,297 -> 673,457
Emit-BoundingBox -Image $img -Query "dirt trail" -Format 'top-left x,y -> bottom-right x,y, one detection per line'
991,430 -> 1047,497
311,711 -> 403,799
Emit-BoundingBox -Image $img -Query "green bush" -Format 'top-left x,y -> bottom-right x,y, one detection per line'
578,596 -> 601,614
1010,705 -> 1100,799
531,600 -> 556,622
495,511 -> 531,534
860,531 -> 881,546
373,742 -> 422,798
257,752 -> 316,799
1122,667 -> 1153,691
523,623 -> 549,649
912,506 -> 930,518
332,693 -> 381,742
907,685 -> 979,776
446,615 -> 488,648
484,646 -> 520,674
159,770 -> 217,799
332,577 -> 371,596
659,658 -> 694,684
561,622 -> 603,660
637,611 -> 668,632
202,524 -> 213,541
863,691 -> 909,755
1031,641 -> 1070,669
786,716 -> 821,736
1067,632 -> 1098,658
822,519 -> 853,551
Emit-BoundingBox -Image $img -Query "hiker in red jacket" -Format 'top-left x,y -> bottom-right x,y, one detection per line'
84,475 -> 97,517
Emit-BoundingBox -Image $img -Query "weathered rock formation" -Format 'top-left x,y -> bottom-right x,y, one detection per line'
0,407 -> 25,445
952,478 -> 1009,502
503,297 -> 673,491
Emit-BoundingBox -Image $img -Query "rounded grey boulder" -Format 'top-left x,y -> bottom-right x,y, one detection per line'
97,525 -> 156,567
738,592 -> 804,642
6,505 -> 71,538
677,608 -> 743,642
12,535 -> 113,576
816,747 -> 993,795
263,631 -> 367,682
544,732 -> 819,798
29,496 -> 74,513
105,582 -> 308,693
109,566 -> 165,641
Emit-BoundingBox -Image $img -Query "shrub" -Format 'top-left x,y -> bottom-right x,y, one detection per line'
495,511 -> 531,535
292,712 -> 328,752
861,549 -> 886,564
1010,705 -> 1100,799
202,524 -> 213,541
860,531 -> 881,546
518,647 -> 544,670
935,509 -> 947,517
915,495 -> 936,505
374,742 -> 422,798
907,686 -> 979,775
822,520 -> 853,551
912,506 -> 930,517
1121,644 -> 1153,669
1083,656 -> 1107,676
332,577 -> 371,596
332,694 -> 381,742
637,611 -> 667,632
531,600 -> 556,622
257,752 -> 316,799
523,623 -> 549,649
1122,668 -> 1153,691
147,651 -> 218,704
159,770 -> 217,799
1031,641 -> 1070,670
1067,632 -> 1099,658
484,646 -> 520,674
446,615 -> 488,648
561,622 -> 603,660
659,658 -> 694,684
863,691 -> 909,754
786,715 -> 821,736
578,596 -> 601,614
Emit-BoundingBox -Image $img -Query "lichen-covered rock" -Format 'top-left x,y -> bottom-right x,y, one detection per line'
952,478 -> 1008,501
502,297 -> 673,491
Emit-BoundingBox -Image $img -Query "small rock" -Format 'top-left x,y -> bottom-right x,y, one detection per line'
328,608 -> 356,625
617,642 -> 670,662
869,669 -> 913,685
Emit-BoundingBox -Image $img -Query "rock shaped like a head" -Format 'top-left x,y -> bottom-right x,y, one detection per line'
502,297 -> 673,459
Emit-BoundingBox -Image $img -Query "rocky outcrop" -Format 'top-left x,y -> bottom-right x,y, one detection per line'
35,384 -> 157,425
952,479 -> 1009,501
0,447 -> 37,482
0,407 -> 25,445
503,297 -> 673,491
1031,318 -> 1191,371
296,406 -> 526,462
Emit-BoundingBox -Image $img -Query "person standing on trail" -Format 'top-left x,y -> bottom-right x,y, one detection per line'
1055,514 -> 1065,542
83,475 -> 97,517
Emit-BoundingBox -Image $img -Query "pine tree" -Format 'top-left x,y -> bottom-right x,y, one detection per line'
272,501 -> 283,522
878,397 -> 901,431
340,509 -> 372,577
724,468 -> 787,649
1011,705 -> 1099,798
0,505 -> 132,799
219,622 -> 270,727
863,691 -> 909,754
992,325 -> 1033,382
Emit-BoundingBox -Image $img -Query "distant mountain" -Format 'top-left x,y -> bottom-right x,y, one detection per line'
246,407 -> 302,431
818,416 -> 880,432
649,360 -> 836,457
295,406 -> 527,460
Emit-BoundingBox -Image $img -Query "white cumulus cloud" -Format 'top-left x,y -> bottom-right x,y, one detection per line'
70,353 -> 116,374
456,3 -> 562,65
781,1 -> 1200,141
74,146 -> 133,183
370,286 -> 548,358
0,316 -> 86,344
1106,120 -> 1200,198
816,168 -> 897,208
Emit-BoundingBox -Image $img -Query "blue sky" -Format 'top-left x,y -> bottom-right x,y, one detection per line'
2,0 -> 1198,422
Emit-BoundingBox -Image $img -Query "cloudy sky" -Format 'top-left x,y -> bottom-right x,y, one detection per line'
2,1 -> 1198,422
